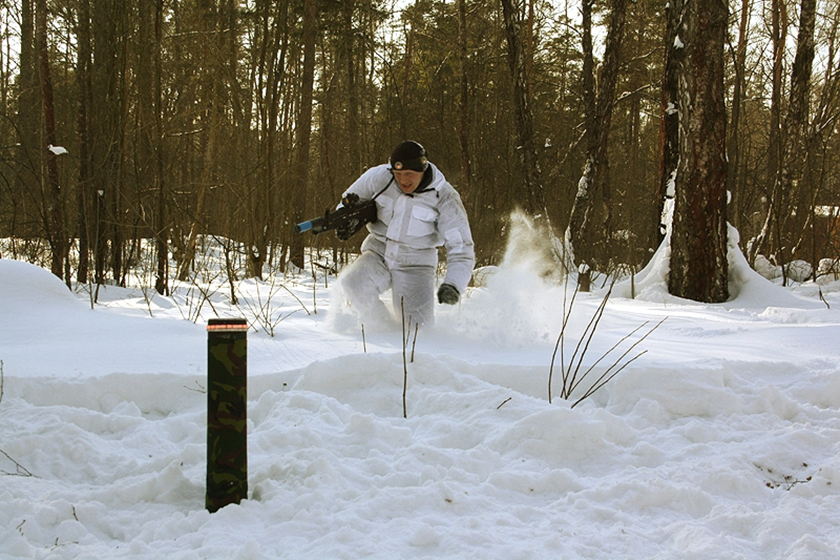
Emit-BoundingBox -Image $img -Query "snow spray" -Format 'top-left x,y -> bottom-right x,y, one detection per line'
206,317 -> 248,512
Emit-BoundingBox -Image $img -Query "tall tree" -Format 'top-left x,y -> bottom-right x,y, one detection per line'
177,0 -> 225,281
668,0 -> 728,302
344,0 -> 362,177
89,0 -> 128,285
15,0 -> 39,239
726,0 -> 751,233
75,0 -> 93,283
749,0 -> 787,267
36,0 -> 67,282
245,0 -> 288,279
137,0 -> 155,277
657,0 -> 680,245
500,0 -> 545,218
457,0 -> 472,196
806,1 -> 840,270
153,0 -> 168,295
567,0 -> 628,291
288,0 -> 317,269
779,0 -> 817,270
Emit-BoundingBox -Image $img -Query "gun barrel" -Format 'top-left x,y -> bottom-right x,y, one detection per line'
295,220 -> 314,233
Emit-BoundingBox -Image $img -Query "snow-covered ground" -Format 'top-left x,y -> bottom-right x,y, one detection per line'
2,230 -> 840,559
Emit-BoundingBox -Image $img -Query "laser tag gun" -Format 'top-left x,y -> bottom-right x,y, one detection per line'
294,193 -> 377,241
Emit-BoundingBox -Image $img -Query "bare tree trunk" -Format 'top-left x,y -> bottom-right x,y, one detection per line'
657,0 -> 681,246
76,0 -> 92,283
246,0 -> 281,279
567,0 -> 627,291
138,0 -> 154,268
571,0 -> 595,267
806,2 -> 840,274
457,0 -> 472,197
178,0 -> 223,281
89,0 -> 127,286
36,0 -> 67,283
344,0 -> 362,177
288,0 -> 317,270
727,0 -> 751,234
399,23 -> 414,138
750,0 -> 787,268
500,0 -> 544,218
779,0 -> 817,265
668,0 -> 728,303
154,0 -> 169,295
16,0 -> 39,240
177,105 -> 219,282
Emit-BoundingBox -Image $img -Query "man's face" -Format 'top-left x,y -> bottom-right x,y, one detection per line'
393,169 -> 424,194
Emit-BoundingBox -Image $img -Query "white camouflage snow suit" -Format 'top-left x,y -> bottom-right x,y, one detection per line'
339,162 -> 475,326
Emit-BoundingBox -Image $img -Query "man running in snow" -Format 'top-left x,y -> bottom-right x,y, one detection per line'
338,140 -> 475,327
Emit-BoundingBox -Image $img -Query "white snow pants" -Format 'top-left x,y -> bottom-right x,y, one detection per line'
340,250 -> 435,327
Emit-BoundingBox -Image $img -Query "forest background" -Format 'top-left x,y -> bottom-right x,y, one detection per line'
1,0 -> 839,299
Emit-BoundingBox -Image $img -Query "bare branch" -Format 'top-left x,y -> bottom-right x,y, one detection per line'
1,449 -> 35,477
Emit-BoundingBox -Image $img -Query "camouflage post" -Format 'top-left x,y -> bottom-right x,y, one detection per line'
206,317 -> 248,513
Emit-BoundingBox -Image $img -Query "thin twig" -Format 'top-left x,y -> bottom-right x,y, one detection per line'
401,298 -> 408,419
278,283 -> 311,316
570,316 -> 667,398
549,279 -> 580,403
549,278 -> 666,408
410,323 -> 419,363
361,324 -> 367,353
565,285 -> 612,398
191,273 -> 221,322
310,256 -> 318,314
1,449 -> 35,477
571,351 -> 648,408
183,380 -> 206,393
567,320 -> 650,396
818,284 -> 830,309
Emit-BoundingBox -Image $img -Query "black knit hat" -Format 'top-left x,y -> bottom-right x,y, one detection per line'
389,141 -> 428,172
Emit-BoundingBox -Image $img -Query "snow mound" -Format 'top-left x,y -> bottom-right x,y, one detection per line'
0,259 -> 206,379
0,259 -> 83,313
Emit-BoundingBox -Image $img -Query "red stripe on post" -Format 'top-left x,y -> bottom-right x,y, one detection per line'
207,318 -> 249,332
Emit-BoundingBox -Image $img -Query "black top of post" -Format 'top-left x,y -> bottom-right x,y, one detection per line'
207,317 -> 248,332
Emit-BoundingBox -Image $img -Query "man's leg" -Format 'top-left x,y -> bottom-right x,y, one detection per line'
391,265 -> 435,327
339,251 -> 395,326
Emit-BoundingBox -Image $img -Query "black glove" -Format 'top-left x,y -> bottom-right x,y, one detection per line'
437,283 -> 460,305
336,193 -> 361,240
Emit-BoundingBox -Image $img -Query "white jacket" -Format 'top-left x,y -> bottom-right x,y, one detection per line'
343,163 -> 475,294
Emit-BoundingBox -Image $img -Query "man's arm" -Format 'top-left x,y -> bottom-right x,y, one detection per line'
437,187 -> 476,295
